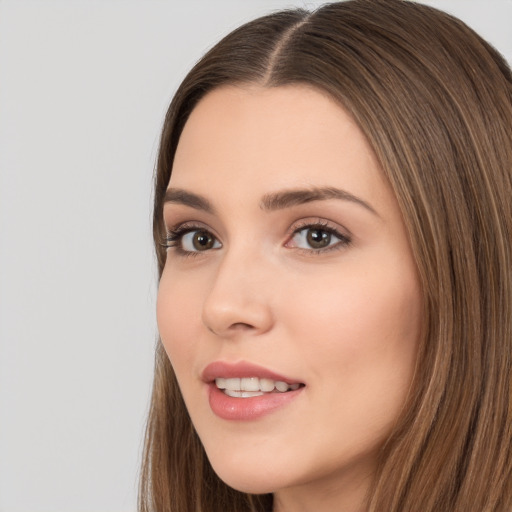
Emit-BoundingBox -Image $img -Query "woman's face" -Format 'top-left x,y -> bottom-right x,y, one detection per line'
158,85 -> 422,508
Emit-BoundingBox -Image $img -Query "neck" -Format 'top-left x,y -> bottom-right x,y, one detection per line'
272,465 -> 373,512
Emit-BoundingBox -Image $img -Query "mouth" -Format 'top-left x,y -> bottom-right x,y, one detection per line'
202,361 -> 305,420
215,377 -> 303,398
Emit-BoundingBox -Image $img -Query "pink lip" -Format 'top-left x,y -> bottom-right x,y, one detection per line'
202,361 -> 305,421
201,361 -> 302,384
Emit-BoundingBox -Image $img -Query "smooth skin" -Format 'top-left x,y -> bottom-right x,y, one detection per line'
157,85 -> 422,512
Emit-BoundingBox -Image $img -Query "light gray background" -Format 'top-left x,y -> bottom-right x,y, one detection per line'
1,1 -> 511,511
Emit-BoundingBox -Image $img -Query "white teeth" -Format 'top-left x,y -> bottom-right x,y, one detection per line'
224,389 -> 265,398
275,381 -> 289,392
215,377 -> 226,389
224,378 -> 241,391
259,378 -> 275,392
241,377 -> 259,391
214,377 -> 301,395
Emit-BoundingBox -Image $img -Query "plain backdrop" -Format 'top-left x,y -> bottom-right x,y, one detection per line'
0,1 -> 511,511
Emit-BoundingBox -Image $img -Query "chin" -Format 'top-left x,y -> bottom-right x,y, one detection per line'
208,458 -> 285,494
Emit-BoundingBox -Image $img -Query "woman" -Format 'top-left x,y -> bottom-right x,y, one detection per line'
140,1 -> 512,510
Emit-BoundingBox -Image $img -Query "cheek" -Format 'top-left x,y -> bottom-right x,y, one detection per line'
282,257 -> 421,386
156,270 -> 203,370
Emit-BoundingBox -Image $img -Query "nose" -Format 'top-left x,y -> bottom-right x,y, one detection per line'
201,249 -> 274,338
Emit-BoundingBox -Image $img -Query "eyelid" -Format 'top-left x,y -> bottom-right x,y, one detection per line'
285,218 -> 352,253
165,217 -> 211,232
163,221 -> 222,255
164,219 -> 221,240
287,217 -> 351,238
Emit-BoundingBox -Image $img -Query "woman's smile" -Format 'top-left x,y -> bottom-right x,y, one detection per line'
202,360 -> 306,420
157,84 -> 422,506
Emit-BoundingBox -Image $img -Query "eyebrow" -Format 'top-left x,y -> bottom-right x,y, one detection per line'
164,186 -> 378,216
260,186 -> 378,216
164,188 -> 215,214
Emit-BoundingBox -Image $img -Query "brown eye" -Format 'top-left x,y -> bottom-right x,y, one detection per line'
288,223 -> 351,253
192,230 -> 215,251
306,228 -> 331,249
177,229 -> 221,253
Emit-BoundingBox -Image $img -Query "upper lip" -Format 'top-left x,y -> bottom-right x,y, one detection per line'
201,361 -> 303,385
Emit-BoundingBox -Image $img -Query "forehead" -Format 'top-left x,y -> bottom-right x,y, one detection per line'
170,84 -> 388,206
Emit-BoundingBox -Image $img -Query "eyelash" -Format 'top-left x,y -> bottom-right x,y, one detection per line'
163,220 -> 351,257
163,223 -> 215,258
286,220 -> 351,255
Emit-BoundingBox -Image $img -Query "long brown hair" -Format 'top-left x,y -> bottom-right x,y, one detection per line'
140,1 -> 512,510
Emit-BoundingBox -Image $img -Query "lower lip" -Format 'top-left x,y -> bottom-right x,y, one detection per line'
207,383 -> 304,421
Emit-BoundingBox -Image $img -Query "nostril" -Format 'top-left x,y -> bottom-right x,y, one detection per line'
231,322 -> 255,330
206,322 -> 253,335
